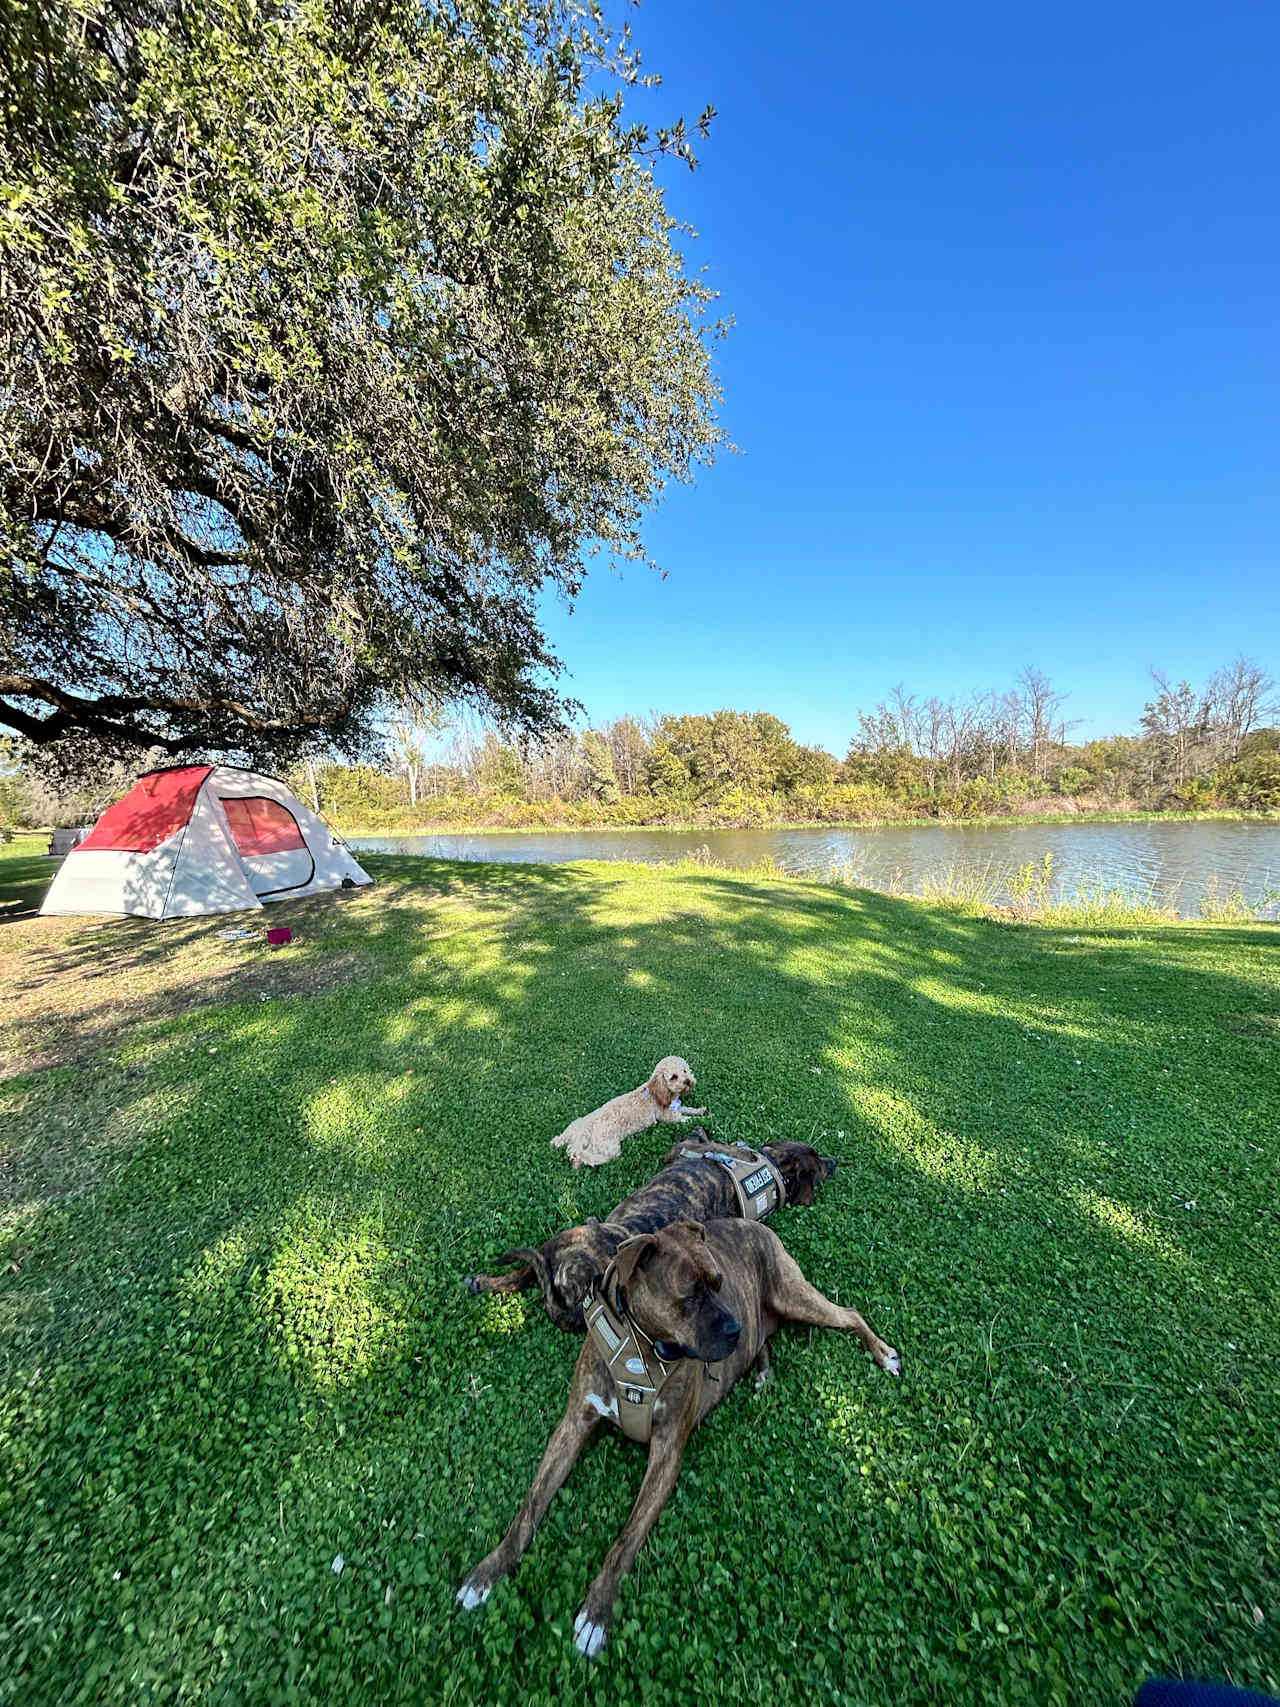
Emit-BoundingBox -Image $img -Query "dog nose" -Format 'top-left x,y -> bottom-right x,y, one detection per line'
721,1315 -> 741,1346
822,1155 -> 837,1173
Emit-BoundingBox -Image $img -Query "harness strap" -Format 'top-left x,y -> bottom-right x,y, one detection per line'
584,1261 -> 675,1444
678,1143 -> 787,1222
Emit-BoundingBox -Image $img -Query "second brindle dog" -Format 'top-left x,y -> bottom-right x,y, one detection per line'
465,1132 -> 835,1331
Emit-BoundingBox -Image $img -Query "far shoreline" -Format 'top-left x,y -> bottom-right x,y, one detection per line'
335,808 -> 1279,837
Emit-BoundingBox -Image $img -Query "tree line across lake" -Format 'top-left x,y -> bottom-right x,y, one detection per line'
4,659 -> 1277,833
299,660 -> 1279,830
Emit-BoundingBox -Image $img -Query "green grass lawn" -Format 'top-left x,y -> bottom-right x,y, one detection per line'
1,844 -> 1278,1706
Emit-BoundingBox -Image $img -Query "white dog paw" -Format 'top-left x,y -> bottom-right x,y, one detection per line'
880,1347 -> 902,1376
456,1580 -> 491,1611
753,1367 -> 773,1395
573,1609 -> 609,1658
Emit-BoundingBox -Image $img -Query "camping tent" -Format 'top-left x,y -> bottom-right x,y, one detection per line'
40,765 -> 372,919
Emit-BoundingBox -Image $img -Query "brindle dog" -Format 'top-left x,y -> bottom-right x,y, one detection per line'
464,1132 -> 835,1330
457,1217 -> 901,1657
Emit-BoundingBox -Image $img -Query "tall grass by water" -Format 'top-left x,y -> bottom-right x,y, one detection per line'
815,849 -> 1280,927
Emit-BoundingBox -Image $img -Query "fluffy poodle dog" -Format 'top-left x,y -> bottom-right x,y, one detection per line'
550,1056 -> 705,1168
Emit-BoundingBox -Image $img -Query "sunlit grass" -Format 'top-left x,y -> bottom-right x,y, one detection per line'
0,844 -> 1277,1706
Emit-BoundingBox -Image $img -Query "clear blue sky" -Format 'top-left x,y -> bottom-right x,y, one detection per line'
535,0 -> 1280,754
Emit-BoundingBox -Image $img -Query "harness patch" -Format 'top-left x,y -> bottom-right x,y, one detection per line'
678,1144 -> 787,1222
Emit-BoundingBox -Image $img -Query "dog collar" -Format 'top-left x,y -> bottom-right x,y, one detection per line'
678,1143 -> 786,1222
584,1262 -> 723,1445
642,1087 -> 681,1113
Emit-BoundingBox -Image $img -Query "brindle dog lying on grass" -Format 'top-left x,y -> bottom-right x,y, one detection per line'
464,1131 -> 835,1331
457,1217 -> 900,1656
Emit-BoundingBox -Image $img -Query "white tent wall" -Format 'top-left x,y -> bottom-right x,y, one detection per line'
203,769 -> 370,902
39,837 -> 185,919
164,783 -> 263,916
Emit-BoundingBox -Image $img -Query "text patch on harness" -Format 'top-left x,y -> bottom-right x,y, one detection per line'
679,1145 -> 786,1222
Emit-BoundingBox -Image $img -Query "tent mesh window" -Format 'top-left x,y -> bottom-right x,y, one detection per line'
220,797 -> 307,857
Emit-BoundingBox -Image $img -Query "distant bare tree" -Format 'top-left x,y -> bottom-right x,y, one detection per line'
526,730 -> 579,799
937,698 -> 979,790
919,698 -> 950,789
1206,657 -> 1277,764
389,708 -> 446,809
1018,668 -> 1066,781
854,688 -> 912,751
972,692 -> 1010,780
891,684 -> 924,754
998,690 -> 1022,769
447,725 -> 482,791
1141,671 -> 1209,792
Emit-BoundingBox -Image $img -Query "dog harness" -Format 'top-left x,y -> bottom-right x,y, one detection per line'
678,1143 -> 787,1222
585,1261 -> 723,1445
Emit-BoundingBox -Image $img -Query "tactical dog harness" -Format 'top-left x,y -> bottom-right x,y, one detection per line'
678,1143 -> 787,1221
585,1261 -> 734,1445
584,1264 -> 679,1443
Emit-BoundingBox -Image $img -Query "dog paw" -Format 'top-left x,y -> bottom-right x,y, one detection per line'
456,1578 -> 491,1611
573,1608 -> 609,1658
464,1275 -> 481,1296
879,1346 -> 902,1376
753,1367 -> 773,1395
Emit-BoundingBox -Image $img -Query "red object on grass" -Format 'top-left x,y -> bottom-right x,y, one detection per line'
77,766 -> 213,854
220,796 -> 307,857
266,926 -> 292,946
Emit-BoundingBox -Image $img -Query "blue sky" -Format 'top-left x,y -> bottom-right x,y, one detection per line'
535,0 -> 1280,754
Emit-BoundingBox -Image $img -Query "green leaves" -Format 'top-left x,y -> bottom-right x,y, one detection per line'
1,0 -> 725,762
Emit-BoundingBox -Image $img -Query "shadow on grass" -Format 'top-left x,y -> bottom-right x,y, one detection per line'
0,857 -> 1277,1706
0,857 -> 590,1076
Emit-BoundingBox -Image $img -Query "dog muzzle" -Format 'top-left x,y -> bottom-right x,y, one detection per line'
679,1143 -> 786,1221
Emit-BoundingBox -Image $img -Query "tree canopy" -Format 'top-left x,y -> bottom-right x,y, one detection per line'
0,0 -> 723,764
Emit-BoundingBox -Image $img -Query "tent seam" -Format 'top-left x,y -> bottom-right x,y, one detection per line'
158,793 -> 198,920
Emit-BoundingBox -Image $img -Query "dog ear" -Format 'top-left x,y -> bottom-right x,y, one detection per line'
673,1217 -> 706,1242
792,1157 -> 819,1208
613,1232 -> 658,1291
646,1065 -> 673,1109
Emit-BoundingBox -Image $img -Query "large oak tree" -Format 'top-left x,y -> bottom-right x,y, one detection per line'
0,0 -> 723,765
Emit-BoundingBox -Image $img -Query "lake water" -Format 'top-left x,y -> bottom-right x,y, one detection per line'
348,821 -> 1280,918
